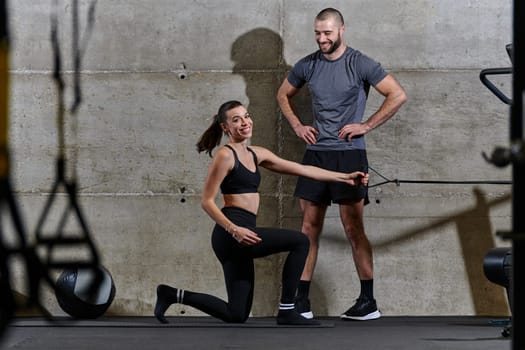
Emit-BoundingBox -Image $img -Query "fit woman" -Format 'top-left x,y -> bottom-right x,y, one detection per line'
154,100 -> 368,325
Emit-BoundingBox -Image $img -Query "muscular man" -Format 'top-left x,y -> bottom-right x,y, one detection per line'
277,8 -> 407,320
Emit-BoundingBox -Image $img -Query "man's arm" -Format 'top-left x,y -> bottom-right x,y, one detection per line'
277,79 -> 319,145
338,74 -> 408,140
364,74 -> 408,130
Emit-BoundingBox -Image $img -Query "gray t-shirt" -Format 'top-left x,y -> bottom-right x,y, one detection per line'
287,47 -> 387,151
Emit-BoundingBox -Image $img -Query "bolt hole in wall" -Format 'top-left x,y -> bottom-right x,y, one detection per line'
178,62 -> 187,80
180,186 -> 186,203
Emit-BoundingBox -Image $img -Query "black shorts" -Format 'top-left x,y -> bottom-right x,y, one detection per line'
294,149 -> 369,205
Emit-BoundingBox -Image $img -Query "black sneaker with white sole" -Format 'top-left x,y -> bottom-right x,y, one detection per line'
295,297 -> 314,319
276,309 -> 320,325
340,298 -> 381,321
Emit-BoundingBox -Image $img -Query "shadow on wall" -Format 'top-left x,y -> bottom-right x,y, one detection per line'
230,27 -> 290,152
229,28 -> 319,315
381,187 -> 510,316
230,28 -> 291,316
230,27 -> 313,190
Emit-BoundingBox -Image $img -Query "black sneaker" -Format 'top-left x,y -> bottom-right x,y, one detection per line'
340,298 -> 381,321
295,298 -> 313,319
276,309 -> 320,326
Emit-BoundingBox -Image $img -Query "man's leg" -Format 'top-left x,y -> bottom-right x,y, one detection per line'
339,199 -> 373,280
299,199 -> 327,280
295,199 -> 327,318
339,199 -> 380,320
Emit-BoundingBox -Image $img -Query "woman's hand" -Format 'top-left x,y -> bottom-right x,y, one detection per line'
230,226 -> 262,246
344,172 -> 369,186
358,173 -> 369,186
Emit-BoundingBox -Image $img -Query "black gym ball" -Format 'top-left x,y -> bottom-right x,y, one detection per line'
55,265 -> 116,319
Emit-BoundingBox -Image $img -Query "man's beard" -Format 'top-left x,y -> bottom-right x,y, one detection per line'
319,36 -> 342,54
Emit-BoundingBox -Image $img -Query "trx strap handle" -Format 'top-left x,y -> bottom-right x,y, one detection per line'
35,0 -> 100,269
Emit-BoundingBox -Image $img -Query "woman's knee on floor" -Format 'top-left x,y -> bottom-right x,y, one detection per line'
224,308 -> 250,323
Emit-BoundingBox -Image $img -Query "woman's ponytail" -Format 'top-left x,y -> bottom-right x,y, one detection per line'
196,114 -> 224,157
196,100 -> 243,157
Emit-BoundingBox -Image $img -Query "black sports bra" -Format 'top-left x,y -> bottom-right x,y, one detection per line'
220,145 -> 261,194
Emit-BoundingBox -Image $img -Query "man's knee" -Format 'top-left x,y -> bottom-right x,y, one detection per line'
302,221 -> 323,236
301,211 -> 326,236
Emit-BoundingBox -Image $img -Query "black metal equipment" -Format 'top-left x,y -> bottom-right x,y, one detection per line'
480,44 -> 513,106
480,45 -> 514,337
481,1 -> 525,348
483,247 -> 512,298
509,2 -> 525,348
0,0 -> 103,340
483,247 -> 512,337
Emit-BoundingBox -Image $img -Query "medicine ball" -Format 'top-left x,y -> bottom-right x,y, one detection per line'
55,265 -> 116,319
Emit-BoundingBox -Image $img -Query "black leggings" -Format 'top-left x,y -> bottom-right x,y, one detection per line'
181,207 -> 309,323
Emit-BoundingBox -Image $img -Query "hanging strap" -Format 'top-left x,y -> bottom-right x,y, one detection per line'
35,0 -> 100,270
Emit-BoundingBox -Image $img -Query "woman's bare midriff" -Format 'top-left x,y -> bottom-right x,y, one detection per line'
222,193 -> 260,215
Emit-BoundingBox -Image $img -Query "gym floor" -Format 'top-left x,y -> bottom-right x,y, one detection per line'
2,316 -> 511,350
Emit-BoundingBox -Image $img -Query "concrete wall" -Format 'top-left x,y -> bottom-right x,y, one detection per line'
6,0 -> 513,317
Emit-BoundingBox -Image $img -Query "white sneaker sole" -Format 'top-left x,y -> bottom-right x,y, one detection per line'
300,311 -> 314,319
340,310 -> 381,321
